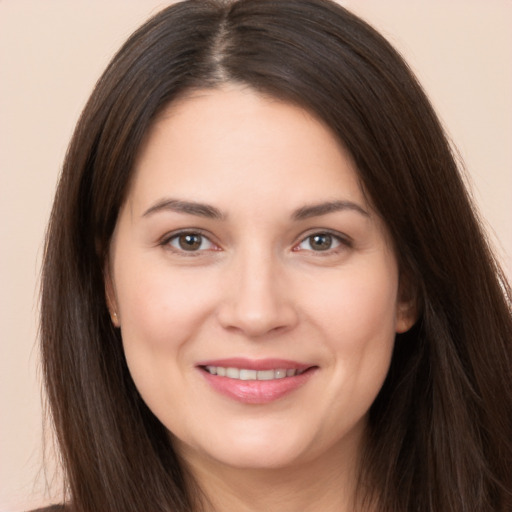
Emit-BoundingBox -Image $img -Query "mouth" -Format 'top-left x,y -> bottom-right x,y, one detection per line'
197,358 -> 317,404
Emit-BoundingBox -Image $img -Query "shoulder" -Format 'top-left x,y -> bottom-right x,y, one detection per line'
28,506 -> 68,512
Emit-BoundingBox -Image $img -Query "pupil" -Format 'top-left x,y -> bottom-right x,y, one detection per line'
179,234 -> 201,251
311,234 -> 332,250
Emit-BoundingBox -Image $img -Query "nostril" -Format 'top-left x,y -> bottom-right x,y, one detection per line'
216,294 -> 299,338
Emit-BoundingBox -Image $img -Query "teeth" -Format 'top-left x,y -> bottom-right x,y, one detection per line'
239,369 -> 257,380
204,366 -> 305,381
275,369 -> 286,379
256,369 -> 275,381
226,367 -> 239,379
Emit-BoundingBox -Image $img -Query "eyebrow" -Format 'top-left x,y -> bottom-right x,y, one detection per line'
292,200 -> 369,220
142,198 -> 225,220
142,198 -> 369,221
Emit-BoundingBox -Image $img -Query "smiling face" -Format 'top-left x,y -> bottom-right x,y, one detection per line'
106,86 -> 415,475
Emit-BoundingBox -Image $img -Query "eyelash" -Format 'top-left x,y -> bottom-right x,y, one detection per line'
293,230 -> 352,254
160,229 -> 352,256
160,229 -> 219,256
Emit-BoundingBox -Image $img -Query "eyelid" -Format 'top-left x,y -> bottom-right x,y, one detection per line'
158,228 -> 352,255
159,229 -> 221,254
293,229 -> 353,253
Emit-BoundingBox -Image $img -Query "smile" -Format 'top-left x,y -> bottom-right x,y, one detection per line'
204,366 -> 306,380
198,359 -> 317,404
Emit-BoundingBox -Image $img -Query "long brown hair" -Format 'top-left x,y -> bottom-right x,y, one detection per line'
41,0 -> 512,510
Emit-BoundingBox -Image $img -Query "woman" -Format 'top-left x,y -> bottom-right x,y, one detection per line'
38,0 -> 512,510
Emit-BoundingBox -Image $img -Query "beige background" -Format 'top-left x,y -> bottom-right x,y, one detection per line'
1,1 -> 511,510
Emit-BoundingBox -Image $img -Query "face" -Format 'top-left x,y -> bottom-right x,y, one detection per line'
107,86 -> 415,474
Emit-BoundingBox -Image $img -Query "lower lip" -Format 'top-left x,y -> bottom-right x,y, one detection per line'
199,368 -> 316,404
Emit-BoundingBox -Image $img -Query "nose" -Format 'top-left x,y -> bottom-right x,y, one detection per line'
216,249 -> 299,338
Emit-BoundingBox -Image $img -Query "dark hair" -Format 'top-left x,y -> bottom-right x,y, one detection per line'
41,0 -> 512,510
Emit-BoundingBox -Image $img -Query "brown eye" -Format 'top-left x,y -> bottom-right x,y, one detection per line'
178,233 -> 203,251
309,233 -> 333,251
167,232 -> 214,252
295,232 -> 345,253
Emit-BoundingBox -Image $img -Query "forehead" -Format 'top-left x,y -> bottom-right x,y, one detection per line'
127,85 -> 368,215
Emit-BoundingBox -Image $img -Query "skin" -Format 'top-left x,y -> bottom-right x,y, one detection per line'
107,85 -> 416,511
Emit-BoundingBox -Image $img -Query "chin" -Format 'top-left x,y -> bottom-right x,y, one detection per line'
176,421 -> 327,472
206,442 -> 309,471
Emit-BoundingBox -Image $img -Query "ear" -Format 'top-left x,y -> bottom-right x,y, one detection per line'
395,299 -> 417,333
104,262 -> 120,328
395,276 -> 419,334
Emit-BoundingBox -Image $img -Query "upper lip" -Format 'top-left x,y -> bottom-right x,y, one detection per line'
196,357 -> 313,371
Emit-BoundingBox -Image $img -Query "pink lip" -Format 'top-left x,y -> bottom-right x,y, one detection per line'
197,358 -> 317,405
197,357 -> 312,371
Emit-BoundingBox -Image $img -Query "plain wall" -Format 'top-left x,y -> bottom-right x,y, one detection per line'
1,1 -> 510,510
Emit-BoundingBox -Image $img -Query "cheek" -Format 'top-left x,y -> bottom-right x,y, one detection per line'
342,276 -> 398,339
303,257 -> 399,412
116,263 -> 217,347
114,264 -> 219,417
113,262 -> 220,407
306,261 -> 399,347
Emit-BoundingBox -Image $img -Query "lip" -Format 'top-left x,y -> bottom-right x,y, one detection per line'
197,358 -> 317,404
197,357 -> 312,371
